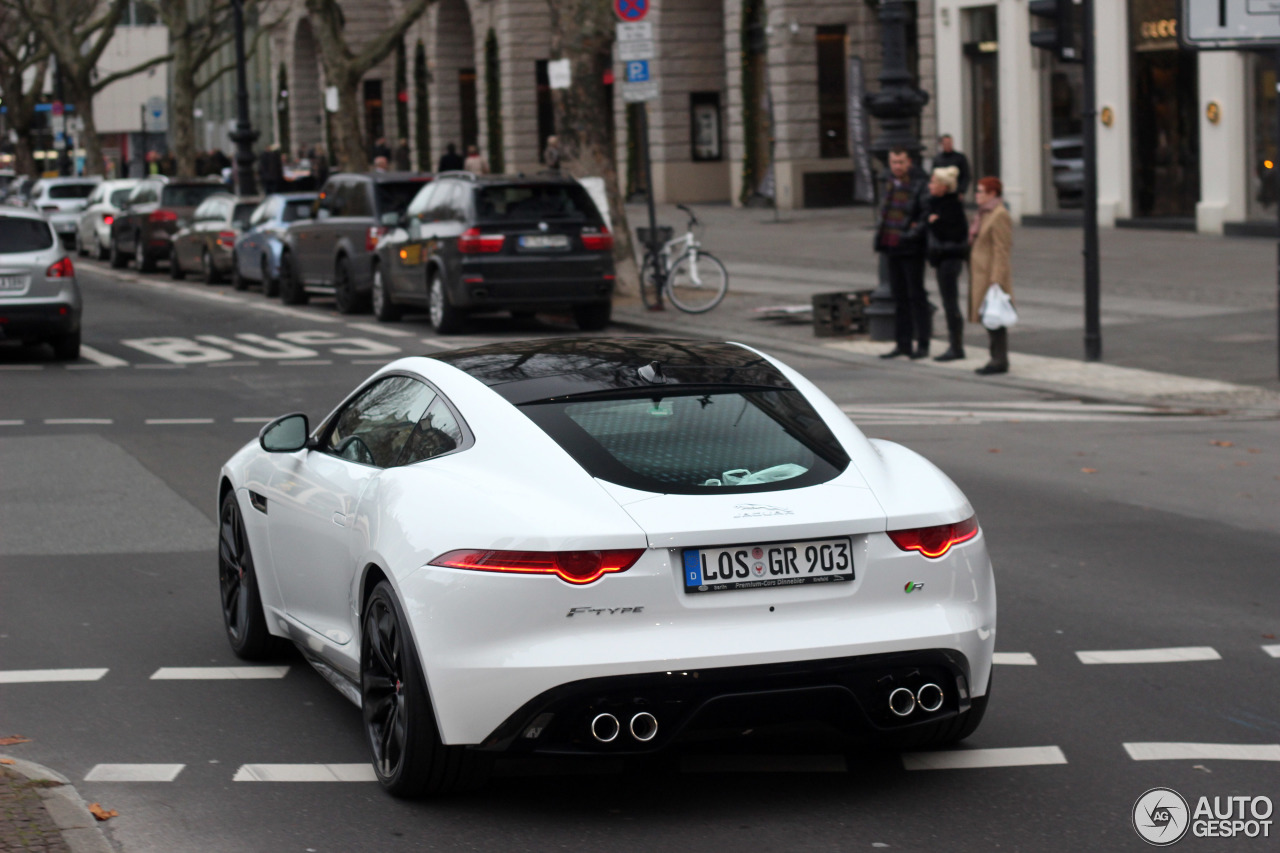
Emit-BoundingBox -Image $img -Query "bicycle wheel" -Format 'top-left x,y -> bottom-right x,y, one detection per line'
639,251 -> 663,310
666,250 -> 728,313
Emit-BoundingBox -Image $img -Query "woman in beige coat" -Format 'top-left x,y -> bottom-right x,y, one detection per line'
968,176 -> 1013,375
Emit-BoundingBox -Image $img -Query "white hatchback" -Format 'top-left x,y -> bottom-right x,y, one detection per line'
75,179 -> 140,260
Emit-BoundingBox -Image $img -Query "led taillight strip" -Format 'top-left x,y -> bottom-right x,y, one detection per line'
887,517 -> 979,559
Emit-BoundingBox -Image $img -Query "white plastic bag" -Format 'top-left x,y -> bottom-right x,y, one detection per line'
980,284 -> 1018,330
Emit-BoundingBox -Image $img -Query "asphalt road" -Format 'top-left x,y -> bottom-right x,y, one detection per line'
2,261 -> 1278,852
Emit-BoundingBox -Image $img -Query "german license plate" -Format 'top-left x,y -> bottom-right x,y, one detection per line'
683,537 -> 854,593
0,274 -> 30,291
518,234 -> 569,250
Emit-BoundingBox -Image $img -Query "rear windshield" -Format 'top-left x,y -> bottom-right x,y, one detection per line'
375,181 -> 430,215
0,217 -> 54,253
109,189 -> 133,206
521,390 -> 849,495
282,200 -> 313,222
477,184 -> 601,223
162,185 -> 223,208
232,203 -> 258,225
49,184 -> 96,200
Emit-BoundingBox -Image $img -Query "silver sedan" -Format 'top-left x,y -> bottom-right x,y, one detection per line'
0,207 -> 82,359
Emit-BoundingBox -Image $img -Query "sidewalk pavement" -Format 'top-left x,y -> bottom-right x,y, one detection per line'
1,755 -> 114,853
613,202 -> 1280,413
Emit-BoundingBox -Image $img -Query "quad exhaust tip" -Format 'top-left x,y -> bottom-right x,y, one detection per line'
630,711 -> 658,742
888,687 -> 916,717
917,683 -> 944,713
590,713 -> 620,743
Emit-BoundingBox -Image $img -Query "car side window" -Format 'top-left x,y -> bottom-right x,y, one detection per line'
326,182 -> 347,217
193,199 -> 215,221
322,376 -> 437,468
406,183 -> 438,220
399,396 -> 465,466
347,183 -> 373,218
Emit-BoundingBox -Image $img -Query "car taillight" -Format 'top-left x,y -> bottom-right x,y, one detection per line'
458,227 -> 505,253
366,225 -> 387,253
581,225 -> 613,251
103,215 -> 114,226
430,548 -> 645,585
46,257 -> 74,278
887,517 -> 979,559
149,209 -> 178,223
217,230 -> 238,248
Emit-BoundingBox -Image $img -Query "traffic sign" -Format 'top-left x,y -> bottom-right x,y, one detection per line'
144,95 -> 168,133
614,0 -> 648,22
625,60 -> 650,83
1182,0 -> 1280,48
622,81 -> 658,103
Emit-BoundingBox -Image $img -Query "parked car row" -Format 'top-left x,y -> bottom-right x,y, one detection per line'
77,169 -> 619,335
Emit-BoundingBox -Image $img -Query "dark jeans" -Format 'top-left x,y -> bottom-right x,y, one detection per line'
934,257 -> 965,353
886,253 -> 931,352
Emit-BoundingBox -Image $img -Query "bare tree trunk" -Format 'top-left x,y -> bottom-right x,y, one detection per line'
170,46 -> 199,176
332,71 -> 368,172
66,80 -> 104,176
547,0 -> 636,296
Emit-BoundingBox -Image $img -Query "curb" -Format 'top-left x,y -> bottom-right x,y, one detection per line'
1,754 -> 117,853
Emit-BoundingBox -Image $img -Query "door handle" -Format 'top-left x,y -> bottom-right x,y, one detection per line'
332,511 -> 349,527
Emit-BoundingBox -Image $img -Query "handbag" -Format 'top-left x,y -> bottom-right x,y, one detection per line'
980,284 -> 1018,330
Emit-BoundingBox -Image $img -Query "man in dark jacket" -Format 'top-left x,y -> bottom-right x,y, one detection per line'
932,134 -> 971,196
437,143 -> 465,172
875,148 -> 933,359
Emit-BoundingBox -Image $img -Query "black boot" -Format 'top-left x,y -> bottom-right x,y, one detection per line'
975,327 -> 1008,374
933,347 -> 964,362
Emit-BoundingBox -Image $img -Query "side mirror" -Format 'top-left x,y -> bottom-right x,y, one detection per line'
259,413 -> 311,453
381,211 -> 401,227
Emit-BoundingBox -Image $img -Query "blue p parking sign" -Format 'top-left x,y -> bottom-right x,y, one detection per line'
626,60 -> 650,83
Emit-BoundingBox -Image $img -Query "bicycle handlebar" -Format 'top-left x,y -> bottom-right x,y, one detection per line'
676,203 -> 699,228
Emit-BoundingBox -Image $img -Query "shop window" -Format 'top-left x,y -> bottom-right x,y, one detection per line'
690,92 -> 723,162
816,26 -> 849,159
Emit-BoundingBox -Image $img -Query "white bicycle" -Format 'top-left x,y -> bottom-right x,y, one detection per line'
638,204 -> 729,313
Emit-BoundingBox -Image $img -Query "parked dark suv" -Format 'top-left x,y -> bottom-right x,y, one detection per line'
277,172 -> 430,313
109,177 -> 226,272
371,173 -> 616,333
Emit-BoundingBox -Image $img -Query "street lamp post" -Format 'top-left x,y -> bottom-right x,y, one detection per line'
229,0 -> 259,195
862,0 -> 930,341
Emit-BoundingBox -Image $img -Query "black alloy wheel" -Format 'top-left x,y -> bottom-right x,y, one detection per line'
361,581 -> 490,796
333,256 -> 368,314
427,271 -> 464,335
371,263 -> 401,322
218,491 -> 274,660
279,253 -> 308,305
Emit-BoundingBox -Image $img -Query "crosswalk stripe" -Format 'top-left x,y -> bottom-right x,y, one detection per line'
151,666 -> 289,680
78,345 -> 129,367
84,764 -> 185,782
993,652 -> 1037,666
1124,743 -> 1280,762
0,668 -> 109,683
233,764 -> 377,782
681,754 -> 846,773
902,746 -> 1067,770
1076,647 -> 1220,664
1264,645 -> 1280,658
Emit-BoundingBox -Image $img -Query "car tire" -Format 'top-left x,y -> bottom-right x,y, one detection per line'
135,233 -> 156,273
202,248 -> 221,285
75,232 -> 87,257
96,233 -> 110,261
262,257 -> 279,298
50,329 -> 80,361
278,252 -> 308,305
333,257 -> 368,315
109,236 -> 127,269
170,248 -> 186,280
371,263 -> 402,322
427,271 -> 464,335
361,581 -> 491,797
218,490 -> 276,661
573,302 -> 612,332
231,252 -> 247,290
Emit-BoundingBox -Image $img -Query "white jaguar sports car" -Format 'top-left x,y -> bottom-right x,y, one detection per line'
217,338 -> 996,796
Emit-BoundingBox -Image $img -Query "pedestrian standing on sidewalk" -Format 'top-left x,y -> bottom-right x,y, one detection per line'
933,134 -> 971,196
875,148 -> 933,360
926,165 -> 968,361
463,144 -> 489,175
969,176 -> 1014,375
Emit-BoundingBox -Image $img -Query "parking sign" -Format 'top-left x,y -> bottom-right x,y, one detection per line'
626,60 -> 650,83
614,0 -> 648,22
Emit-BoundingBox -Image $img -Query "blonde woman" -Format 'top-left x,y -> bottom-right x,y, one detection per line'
969,176 -> 1013,375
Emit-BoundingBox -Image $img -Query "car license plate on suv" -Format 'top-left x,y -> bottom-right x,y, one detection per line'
518,234 -> 569,250
0,274 -> 31,291
682,537 -> 854,593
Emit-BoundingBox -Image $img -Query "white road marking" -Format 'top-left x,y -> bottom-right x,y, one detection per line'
233,764 -> 377,782
122,337 -> 235,364
0,420 -> 23,426
43,418 -> 113,425
993,652 -> 1038,666
84,764 -> 185,782
0,668 -> 108,683
1265,645 -> 1280,658
0,365 -> 42,370
1124,743 -> 1280,762
144,418 -> 215,425
277,330 -> 401,356
78,345 -> 129,367
346,322 -> 414,338
1076,647 -> 1220,664
206,360 -> 261,368
151,666 -> 289,680
195,334 -> 318,359
902,746 -> 1068,770
233,417 -> 274,424
681,754 -> 847,773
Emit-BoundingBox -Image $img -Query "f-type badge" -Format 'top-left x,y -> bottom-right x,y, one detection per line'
904,582 -> 925,593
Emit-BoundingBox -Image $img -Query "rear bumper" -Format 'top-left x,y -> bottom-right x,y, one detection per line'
452,256 -> 615,309
479,650 -> 978,755
0,300 -> 80,340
